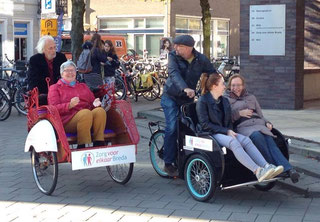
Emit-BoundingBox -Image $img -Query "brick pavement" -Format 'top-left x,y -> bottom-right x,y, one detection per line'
0,108 -> 320,222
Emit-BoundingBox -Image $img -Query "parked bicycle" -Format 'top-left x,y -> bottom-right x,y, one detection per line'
0,73 -> 28,120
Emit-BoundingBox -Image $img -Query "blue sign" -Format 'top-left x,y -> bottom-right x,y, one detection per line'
14,23 -> 28,36
45,0 -> 52,9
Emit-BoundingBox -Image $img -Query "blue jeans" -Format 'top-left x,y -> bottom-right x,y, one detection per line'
161,95 -> 179,164
250,131 -> 292,172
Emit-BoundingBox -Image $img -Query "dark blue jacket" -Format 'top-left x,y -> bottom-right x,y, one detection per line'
91,48 -> 106,74
196,92 -> 233,135
163,49 -> 215,105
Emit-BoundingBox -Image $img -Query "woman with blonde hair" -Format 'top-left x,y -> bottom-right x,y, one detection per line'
196,72 -> 283,182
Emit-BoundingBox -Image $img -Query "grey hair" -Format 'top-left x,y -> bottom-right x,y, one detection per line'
60,60 -> 77,74
35,35 -> 55,53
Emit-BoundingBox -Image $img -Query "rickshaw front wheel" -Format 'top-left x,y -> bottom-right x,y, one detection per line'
185,154 -> 217,202
106,163 -> 134,184
31,149 -> 58,195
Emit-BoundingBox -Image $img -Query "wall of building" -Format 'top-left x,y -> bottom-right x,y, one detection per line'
240,0 -> 305,110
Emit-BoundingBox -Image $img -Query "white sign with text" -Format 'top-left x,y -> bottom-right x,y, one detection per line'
185,135 -> 213,152
249,4 -> 286,56
71,145 -> 136,170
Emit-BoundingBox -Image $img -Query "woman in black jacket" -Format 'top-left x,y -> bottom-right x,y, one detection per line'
103,40 -> 120,84
196,73 -> 283,182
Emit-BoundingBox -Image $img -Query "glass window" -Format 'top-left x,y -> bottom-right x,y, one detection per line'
176,18 -> 188,29
14,37 -> 27,61
60,38 -> 71,53
146,35 -> 162,57
127,34 -> 134,50
100,18 -> 131,29
216,35 -> 228,57
134,19 -> 144,28
146,17 -> 163,28
135,35 -> 143,56
0,34 -> 2,63
189,19 -> 201,30
217,20 -> 229,31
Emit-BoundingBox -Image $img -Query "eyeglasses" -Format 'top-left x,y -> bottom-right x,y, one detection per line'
63,69 -> 76,73
230,84 -> 243,88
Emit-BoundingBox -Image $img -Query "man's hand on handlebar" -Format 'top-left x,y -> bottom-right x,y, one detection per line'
183,88 -> 195,99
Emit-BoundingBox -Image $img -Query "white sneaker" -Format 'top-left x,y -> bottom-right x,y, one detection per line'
264,164 -> 284,179
256,167 -> 275,182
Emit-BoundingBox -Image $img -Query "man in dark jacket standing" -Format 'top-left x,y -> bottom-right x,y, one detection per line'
161,35 -> 215,176
27,35 -> 67,94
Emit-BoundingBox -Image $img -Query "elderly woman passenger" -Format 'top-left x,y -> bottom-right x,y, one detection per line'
48,60 -> 106,148
226,74 -> 299,183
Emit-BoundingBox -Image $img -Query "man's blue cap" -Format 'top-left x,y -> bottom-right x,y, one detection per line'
173,35 -> 195,47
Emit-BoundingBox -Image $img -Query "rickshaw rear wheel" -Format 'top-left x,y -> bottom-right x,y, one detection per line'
185,154 -> 217,202
149,130 -> 170,178
254,181 -> 276,191
106,163 -> 134,184
31,149 -> 58,195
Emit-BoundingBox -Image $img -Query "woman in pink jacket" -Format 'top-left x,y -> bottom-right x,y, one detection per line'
226,74 -> 299,183
48,60 -> 106,148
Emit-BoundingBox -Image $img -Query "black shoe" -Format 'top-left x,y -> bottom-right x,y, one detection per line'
93,141 -> 106,147
164,164 -> 178,177
288,169 -> 300,183
77,144 -> 85,149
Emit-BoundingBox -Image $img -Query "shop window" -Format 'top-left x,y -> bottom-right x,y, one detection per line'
146,17 -> 163,28
0,34 -> 2,62
134,19 -> 144,28
146,35 -> 162,57
217,20 -> 229,31
14,37 -> 27,61
135,35 -> 143,56
189,19 -> 201,30
216,35 -> 228,58
176,18 -> 188,29
100,18 -> 131,29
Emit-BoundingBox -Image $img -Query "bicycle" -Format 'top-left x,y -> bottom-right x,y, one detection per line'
0,75 -> 28,120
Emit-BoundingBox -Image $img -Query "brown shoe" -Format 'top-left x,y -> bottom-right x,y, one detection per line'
164,164 -> 178,177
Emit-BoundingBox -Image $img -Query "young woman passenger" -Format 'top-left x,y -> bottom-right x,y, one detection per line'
226,74 -> 299,183
196,73 -> 284,182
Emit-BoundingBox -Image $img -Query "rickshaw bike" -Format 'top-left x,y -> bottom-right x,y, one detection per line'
149,102 -> 291,202
24,81 -> 139,195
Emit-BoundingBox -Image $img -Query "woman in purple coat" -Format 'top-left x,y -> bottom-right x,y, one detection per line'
226,74 -> 300,183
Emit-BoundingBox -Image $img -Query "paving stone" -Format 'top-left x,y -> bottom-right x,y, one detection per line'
138,200 -> 169,209
113,206 -> 146,216
271,215 -> 304,222
118,215 -> 151,222
198,211 -> 231,220
228,212 -> 258,222
142,208 -> 175,217
169,209 -> 202,219
255,214 -> 273,222
220,204 -> 251,213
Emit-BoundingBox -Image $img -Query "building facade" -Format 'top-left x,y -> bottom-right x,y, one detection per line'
0,0 -> 40,63
63,0 -> 240,58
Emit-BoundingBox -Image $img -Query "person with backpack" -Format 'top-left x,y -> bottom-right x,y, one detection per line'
77,41 -> 93,74
90,33 -> 107,75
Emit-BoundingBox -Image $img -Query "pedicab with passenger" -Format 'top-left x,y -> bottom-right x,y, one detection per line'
24,81 -> 139,195
149,102 -> 291,202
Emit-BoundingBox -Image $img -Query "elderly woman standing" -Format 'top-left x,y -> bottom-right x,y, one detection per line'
48,60 -> 106,148
226,74 -> 300,183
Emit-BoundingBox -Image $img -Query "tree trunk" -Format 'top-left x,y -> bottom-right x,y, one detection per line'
71,0 -> 85,62
200,0 -> 211,59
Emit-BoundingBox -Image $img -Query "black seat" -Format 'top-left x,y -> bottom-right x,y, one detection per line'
180,103 -> 200,134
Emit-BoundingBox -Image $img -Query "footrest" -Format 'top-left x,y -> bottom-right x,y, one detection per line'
66,129 -> 116,144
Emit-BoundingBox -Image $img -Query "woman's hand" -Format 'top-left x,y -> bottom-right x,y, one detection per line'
266,122 -> 273,130
227,130 -> 237,138
107,57 -> 113,62
69,97 -> 80,109
239,109 -> 253,118
93,98 -> 102,107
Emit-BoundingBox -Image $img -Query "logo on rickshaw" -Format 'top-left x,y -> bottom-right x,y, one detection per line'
81,152 -> 95,166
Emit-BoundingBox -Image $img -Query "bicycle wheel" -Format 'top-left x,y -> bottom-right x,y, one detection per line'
142,76 -> 160,101
185,154 -> 217,202
0,89 -> 11,121
31,149 -> 58,195
14,87 -> 27,115
149,130 -> 169,178
114,76 -> 127,100
106,163 -> 134,184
